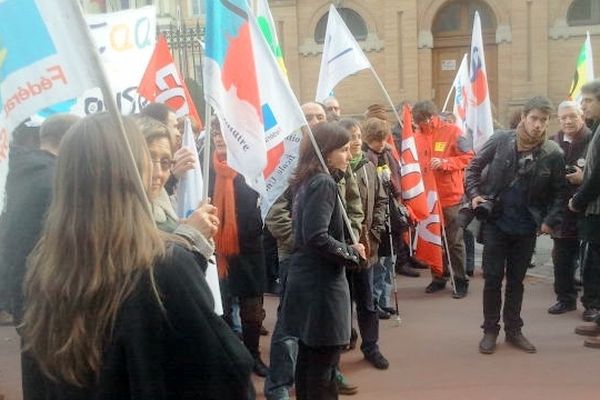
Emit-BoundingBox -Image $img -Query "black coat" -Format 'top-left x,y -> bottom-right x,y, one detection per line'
465,130 -> 566,229
208,171 -> 266,298
0,146 -> 55,322
280,173 -> 360,347
22,245 -> 255,400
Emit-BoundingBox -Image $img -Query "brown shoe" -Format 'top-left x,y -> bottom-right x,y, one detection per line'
583,335 -> 600,349
575,323 -> 600,337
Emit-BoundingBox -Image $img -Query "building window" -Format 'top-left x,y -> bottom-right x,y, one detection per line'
314,8 -> 367,44
432,0 -> 496,36
190,0 -> 205,17
567,0 -> 600,26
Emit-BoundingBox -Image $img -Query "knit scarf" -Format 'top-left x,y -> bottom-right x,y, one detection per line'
349,153 -> 363,170
516,121 -> 546,152
213,152 -> 239,278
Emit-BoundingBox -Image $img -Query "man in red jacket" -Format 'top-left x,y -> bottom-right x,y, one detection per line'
412,101 -> 474,298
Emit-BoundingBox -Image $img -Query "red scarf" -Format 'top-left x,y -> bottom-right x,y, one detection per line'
213,152 -> 239,278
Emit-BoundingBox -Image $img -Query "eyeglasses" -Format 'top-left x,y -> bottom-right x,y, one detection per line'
152,158 -> 175,172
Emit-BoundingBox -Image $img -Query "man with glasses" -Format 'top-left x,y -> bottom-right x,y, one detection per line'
466,96 -> 566,354
547,101 -> 592,315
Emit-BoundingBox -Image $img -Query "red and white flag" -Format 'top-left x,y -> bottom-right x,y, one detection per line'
399,104 -> 428,221
452,53 -> 470,135
466,11 -> 494,152
138,35 -> 202,127
414,183 -> 444,277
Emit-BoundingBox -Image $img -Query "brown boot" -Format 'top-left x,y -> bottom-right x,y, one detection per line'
575,323 -> 600,337
583,335 -> 600,349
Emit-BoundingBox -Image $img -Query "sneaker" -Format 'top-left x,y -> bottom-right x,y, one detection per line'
547,302 -> 576,315
380,306 -> 397,315
335,373 -> 358,395
582,308 -> 600,322
505,332 -> 536,353
364,350 -> 389,370
425,280 -> 446,293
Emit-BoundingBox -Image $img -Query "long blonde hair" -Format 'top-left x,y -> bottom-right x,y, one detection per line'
21,113 -> 166,386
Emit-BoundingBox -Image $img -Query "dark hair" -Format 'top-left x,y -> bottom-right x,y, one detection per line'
581,79 -> 600,102
12,119 -> 40,148
363,117 -> 390,142
522,96 -> 554,117
290,122 -> 350,191
338,118 -> 361,132
412,100 -> 438,124
140,103 -> 174,125
508,108 -> 522,129
39,114 -> 80,150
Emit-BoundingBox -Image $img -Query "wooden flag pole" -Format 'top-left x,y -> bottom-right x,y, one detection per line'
67,0 -> 153,218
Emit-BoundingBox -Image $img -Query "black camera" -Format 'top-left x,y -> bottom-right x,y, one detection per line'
474,199 -> 495,221
566,165 -> 578,174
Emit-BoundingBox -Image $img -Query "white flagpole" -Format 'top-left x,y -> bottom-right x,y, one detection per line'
67,0 -> 152,217
441,54 -> 468,112
202,103 -> 212,200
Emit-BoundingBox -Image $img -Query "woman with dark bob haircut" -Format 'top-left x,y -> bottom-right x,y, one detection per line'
20,113 -> 254,399
280,122 -> 366,399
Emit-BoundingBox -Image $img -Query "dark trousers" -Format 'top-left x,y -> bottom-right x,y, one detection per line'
464,228 -> 475,274
295,341 -> 341,400
582,242 -> 600,310
481,223 -> 537,334
552,238 -> 579,305
348,266 -> 379,355
223,295 -> 264,357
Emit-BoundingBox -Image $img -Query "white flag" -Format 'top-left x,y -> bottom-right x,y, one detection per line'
452,54 -> 470,135
0,0 -> 101,209
315,5 -> 372,102
466,11 -> 494,152
176,119 -> 204,219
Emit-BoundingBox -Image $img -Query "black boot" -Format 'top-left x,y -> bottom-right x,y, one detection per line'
452,279 -> 469,299
505,331 -> 536,353
242,323 -> 269,377
479,332 -> 498,354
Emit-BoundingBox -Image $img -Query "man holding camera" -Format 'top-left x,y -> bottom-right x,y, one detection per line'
547,101 -> 592,315
466,96 -> 566,354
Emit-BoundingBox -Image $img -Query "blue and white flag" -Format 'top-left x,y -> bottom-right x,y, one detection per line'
0,0 -> 101,209
315,5 -> 372,102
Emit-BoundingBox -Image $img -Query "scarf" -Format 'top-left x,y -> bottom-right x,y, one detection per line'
152,188 -> 179,233
516,121 -> 546,152
349,153 -> 363,170
213,152 -> 239,278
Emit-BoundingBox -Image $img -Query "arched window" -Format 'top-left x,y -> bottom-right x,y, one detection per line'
314,8 -> 367,44
432,0 -> 496,35
567,0 -> 600,26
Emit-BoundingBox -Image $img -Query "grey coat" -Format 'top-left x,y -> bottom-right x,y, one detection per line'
280,173 -> 360,347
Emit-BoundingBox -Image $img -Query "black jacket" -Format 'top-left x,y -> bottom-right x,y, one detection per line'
465,130 -> 566,229
0,146 -> 55,323
22,245 -> 255,400
280,173 -> 359,347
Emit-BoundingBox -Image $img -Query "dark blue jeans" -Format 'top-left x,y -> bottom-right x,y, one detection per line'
264,257 -> 298,400
464,228 -> 475,274
481,223 -> 536,334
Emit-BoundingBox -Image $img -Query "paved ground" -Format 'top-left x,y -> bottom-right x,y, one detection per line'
2,235 -> 599,399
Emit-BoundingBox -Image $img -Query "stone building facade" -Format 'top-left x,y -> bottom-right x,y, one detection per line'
83,0 -> 600,126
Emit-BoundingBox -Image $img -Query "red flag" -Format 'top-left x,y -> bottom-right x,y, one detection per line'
414,175 -> 444,277
399,104 -> 428,221
138,35 -> 202,127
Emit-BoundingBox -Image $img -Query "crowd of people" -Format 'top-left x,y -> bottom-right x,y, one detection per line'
1,79 -> 600,399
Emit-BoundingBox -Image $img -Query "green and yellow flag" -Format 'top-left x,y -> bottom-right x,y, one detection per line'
568,32 -> 594,100
256,0 -> 287,75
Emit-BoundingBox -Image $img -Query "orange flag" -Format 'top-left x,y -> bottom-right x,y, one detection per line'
138,35 -> 202,127
399,104 -> 428,221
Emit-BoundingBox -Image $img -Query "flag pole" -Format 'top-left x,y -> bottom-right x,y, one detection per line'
369,69 -> 404,129
67,0 -> 153,217
442,53 -> 468,112
202,103 -> 212,200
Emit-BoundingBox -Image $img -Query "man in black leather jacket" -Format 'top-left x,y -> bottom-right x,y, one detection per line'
465,96 -> 565,355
